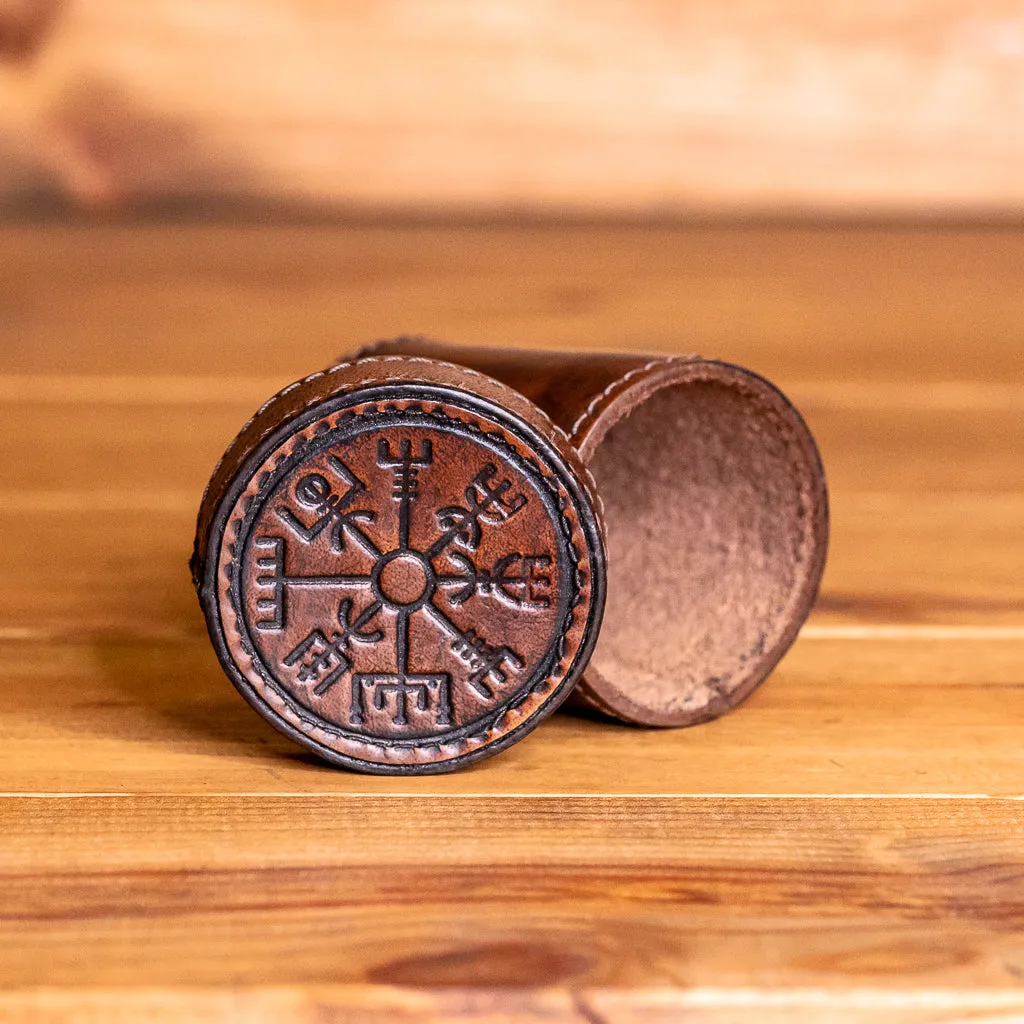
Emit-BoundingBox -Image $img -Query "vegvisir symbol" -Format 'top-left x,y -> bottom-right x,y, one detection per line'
253,439 -> 554,729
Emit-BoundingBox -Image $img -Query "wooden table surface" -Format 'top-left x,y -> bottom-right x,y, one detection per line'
1,220 -> 1022,1022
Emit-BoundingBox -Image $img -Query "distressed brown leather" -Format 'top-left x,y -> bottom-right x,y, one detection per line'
355,338 -> 830,728
192,356 -> 605,773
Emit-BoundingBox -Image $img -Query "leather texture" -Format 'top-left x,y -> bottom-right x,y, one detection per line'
192,356 -> 606,773
354,338 -> 830,728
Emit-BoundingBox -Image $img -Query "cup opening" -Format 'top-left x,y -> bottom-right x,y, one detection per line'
583,363 -> 827,726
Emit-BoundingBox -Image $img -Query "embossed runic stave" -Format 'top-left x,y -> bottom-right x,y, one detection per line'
275,454 -> 367,549
250,438 -> 539,722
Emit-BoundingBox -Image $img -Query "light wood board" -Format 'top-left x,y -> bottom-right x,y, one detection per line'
0,222 -> 1022,1021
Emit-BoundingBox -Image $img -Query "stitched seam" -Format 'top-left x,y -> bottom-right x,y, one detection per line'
357,356 -> 606,525
221,345 -> 604,532
195,353 -> 607,579
569,356 -> 694,440
341,340 -> 606,522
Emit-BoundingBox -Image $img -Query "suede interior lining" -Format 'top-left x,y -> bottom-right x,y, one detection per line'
587,376 -> 822,723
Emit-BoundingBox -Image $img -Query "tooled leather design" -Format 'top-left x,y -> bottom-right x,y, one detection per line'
195,362 -> 605,771
215,403 -> 588,757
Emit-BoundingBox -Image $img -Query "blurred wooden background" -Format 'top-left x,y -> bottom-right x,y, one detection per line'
1,0 -> 1022,214
4,4 -> 1024,1020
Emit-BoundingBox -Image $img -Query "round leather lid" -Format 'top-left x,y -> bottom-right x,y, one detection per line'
193,356 -> 605,773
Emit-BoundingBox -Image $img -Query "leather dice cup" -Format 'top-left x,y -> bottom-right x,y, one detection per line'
355,339 -> 830,729
193,342 -> 829,773
191,357 -> 606,774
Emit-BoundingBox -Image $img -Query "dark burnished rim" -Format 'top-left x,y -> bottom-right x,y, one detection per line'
198,381 -> 606,775
232,410 -> 574,748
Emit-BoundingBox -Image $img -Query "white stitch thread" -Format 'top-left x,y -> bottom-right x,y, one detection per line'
337,340 -> 605,517
569,357 -> 683,438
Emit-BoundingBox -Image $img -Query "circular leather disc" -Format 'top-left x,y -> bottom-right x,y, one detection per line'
194,358 -> 605,774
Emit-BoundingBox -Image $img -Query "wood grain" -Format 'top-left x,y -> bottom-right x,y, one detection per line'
0,221 -> 1022,1020
1,223 -> 1022,383
3,492 -> 1023,636
2,796 -> 1024,987
0,2 -> 1023,213
6,624 -> 1024,795
7,398 -> 1024,494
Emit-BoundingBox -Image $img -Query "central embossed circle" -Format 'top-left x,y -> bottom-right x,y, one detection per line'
373,551 -> 434,609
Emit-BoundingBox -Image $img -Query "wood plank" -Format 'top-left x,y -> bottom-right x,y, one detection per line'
6,795 -> 1024,874
1,222 -> 1022,1017
1,224 -> 1022,383
3,625 -> 1024,795
1,492 -> 1021,636
591,994 -> 1024,1024
0,990 -> 585,1024
5,989 -> 1024,1024
1,797 -> 1024,1000
1,1 -> 1023,212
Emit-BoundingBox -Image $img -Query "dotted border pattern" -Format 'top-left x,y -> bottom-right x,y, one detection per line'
206,388 -> 601,772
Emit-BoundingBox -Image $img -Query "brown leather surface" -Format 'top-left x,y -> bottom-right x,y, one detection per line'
354,338 -> 685,462
192,356 -> 605,772
354,339 -> 830,728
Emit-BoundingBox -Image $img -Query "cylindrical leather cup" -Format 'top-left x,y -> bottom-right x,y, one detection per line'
354,338 -> 829,728
192,356 -> 605,773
